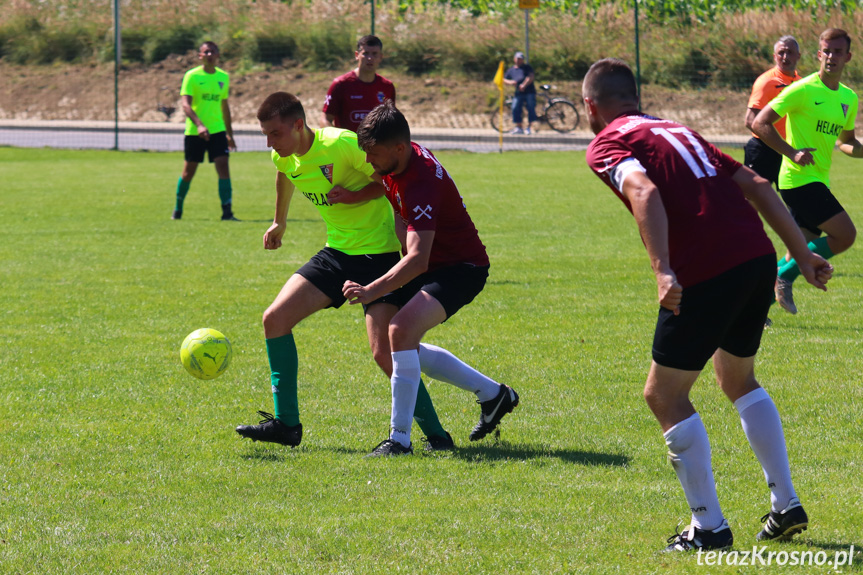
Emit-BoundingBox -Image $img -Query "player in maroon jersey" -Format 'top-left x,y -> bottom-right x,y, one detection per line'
583,58 -> 833,552
321,35 -> 396,133
342,100 -> 519,457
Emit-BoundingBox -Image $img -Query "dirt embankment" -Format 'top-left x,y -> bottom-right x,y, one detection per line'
0,55 -> 751,135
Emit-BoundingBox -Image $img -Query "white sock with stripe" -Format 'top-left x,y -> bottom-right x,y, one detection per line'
735,387 -> 797,512
664,413 -> 726,530
419,343 -> 501,402
389,350 -> 421,448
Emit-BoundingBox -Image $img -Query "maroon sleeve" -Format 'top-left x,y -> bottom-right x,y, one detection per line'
403,176 -> 442,233
322,79 -> 341,120
585,135 -> 633,192
704,139 -> 743,176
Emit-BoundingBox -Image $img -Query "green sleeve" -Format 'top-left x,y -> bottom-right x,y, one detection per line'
344,133 -> 374,178
180,69 -> 195,97
845,91 -> 858,130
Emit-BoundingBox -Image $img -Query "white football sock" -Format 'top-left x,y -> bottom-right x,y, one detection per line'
418,343 -> 501,402
664,413 -> 726,530
735,387 -> 797,512
389,350 -> 421,448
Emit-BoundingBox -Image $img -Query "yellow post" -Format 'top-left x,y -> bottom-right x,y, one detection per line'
493,60 -> 505,153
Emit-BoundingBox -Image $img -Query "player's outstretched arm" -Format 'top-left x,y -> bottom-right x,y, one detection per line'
620,170 -> 682,315
264,172 -> 294,250
751,106 -> 814,165
744,107 -> 760,131
326,181 -> 385,205
222,99 -> 236,151
733,166 -> 833,290
838,129 -> 863,158
182,95 -> 209,140
343,230 -> 434,305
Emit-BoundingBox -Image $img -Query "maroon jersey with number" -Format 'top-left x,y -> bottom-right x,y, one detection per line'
322,71 -> 396,132
383,143 -> 489,271
586,113 -> 775,288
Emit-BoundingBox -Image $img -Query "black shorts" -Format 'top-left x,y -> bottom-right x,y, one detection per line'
652,254 -> 776,371
295,247 -> 400,309
744,137 -> 782,186
779,181 -> 845,236
184,131 -> 229,163
382,263 -> 489,320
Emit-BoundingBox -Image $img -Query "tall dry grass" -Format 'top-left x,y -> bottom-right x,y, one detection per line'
2,0 -> 863,89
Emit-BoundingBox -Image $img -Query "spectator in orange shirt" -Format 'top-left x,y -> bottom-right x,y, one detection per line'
743,36 -> 802,187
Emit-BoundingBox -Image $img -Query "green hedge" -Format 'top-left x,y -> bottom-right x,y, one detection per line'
1,0 -> 862,89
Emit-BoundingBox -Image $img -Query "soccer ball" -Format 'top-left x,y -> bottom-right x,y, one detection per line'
180,328 -> 232,380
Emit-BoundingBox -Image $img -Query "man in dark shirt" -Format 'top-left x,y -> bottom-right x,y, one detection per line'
504,51 -> 537,135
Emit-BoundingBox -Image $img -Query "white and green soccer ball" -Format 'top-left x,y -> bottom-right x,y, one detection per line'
180,328 -> 232,380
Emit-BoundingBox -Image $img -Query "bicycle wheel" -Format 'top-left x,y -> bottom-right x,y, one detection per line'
489,101 -> 510,132
545,99 -> 580,133
490,108 -> 502,132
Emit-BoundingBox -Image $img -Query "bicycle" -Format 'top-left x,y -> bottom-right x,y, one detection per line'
156,86 -> 176,121
490,84 -> 581,134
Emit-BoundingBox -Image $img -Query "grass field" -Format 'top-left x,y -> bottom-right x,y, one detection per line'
1,146 -> 861,574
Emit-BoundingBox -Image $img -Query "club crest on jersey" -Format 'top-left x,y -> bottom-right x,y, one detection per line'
218,82 -> 224,90
319,164 -> 334,183
377,91 -> 386,103
842,103 -> 850,117
413,204 -> 433,220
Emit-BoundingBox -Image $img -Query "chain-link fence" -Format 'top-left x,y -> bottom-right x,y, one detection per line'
1,0 -> 861,152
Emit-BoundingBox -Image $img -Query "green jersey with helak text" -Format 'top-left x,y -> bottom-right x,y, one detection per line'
771,72 -> 858,190
180,65 -> 230,136
272,127 -> 401,255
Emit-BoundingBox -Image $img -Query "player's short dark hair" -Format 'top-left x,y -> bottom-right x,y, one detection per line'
583,58 -> 638,107
820,28 -> 851,51
357,35 -> 383,51
257,92 -> 306,123
356,100 -> 410,150
199,41 -> 219,54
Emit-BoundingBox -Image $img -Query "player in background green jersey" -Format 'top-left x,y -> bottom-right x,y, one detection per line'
235,92 -> 454,451
173,41 -> 238,221
753,28 -> 862,315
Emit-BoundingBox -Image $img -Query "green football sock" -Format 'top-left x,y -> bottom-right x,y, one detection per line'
808,236 -> 835,259
777,256 -> 802,282
266,333 -> 300,426
778,237 -> 834,283
175,177 -> 191,212
218,178 -> 232,205
414,379 -> 447,437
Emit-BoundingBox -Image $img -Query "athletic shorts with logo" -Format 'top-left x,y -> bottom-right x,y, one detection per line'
380,263 -> 489,320
184,131 -> 229,163
779,181 -> 845,236
295,247 -> 400,310
652,254 -> 776,371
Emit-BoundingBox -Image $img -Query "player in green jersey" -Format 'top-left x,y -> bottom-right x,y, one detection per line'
753,28 -> 862,315
173,41 -> 238,221
235,92 -> 453,451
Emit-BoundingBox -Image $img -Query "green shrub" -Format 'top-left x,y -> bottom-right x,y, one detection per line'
3,0 -> 863,92
533,49 -> 591,82
293,25 -> 354,70
391,37 -> 441,75
3,19 -> 97,64
142,27 -> 201,64
121,30 -> 149,63
247,31 -> 298,65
